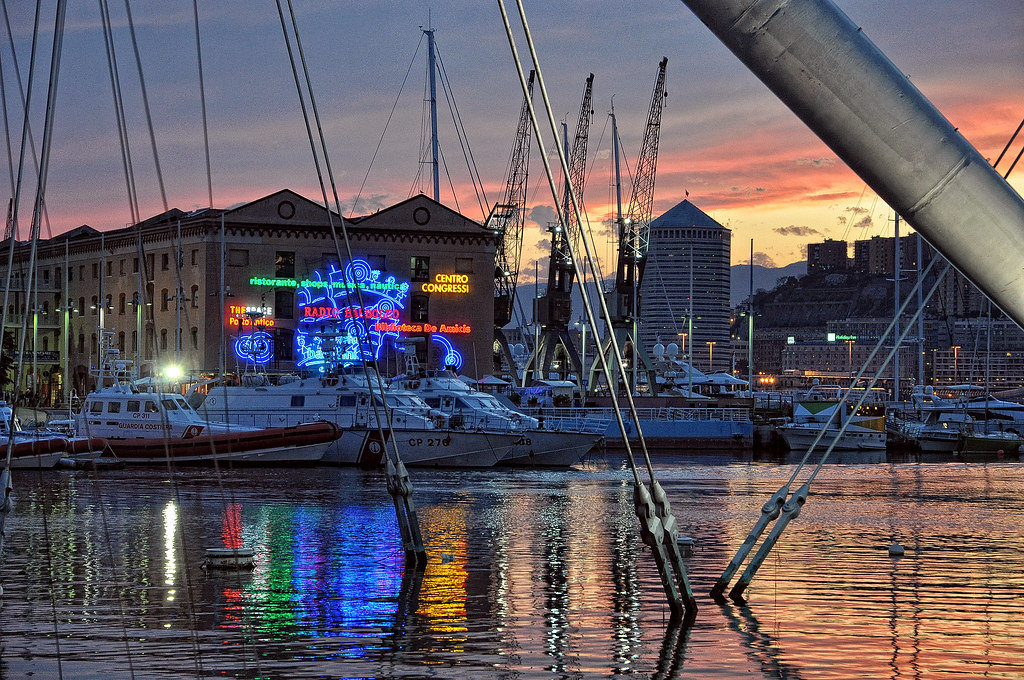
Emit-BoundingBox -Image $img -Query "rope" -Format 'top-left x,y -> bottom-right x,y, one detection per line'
497,0 -> 691,624
275,0 -> 426,564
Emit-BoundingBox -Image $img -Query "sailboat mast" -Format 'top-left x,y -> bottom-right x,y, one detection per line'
611,108 -> 622,224
424,27 -> 440,202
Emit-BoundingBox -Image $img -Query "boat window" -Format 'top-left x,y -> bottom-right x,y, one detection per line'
89,401 -> 103,414
291,395 -> 305,407
127,400 -> 140,412
174,397 -> 192,412
162,399 -> 179,411
143,400 -> 159,413
107,401 -> 121,413
337,395 -> 356,408
424,397 -> 440,408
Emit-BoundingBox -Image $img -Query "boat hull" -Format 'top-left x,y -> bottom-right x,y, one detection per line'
102,422 -> 340,465
323,428 -> 517,468
498,430 -> 603,467
778,424 -> 887,452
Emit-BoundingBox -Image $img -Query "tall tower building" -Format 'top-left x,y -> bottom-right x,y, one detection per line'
638,199 -> 731,373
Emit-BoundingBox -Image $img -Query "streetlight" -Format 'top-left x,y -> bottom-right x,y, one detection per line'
573,319 -> 587,389
707,341 -> 717,372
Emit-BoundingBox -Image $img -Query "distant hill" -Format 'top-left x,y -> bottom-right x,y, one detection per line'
511,261 -> 805,327
731,261 -> 806,305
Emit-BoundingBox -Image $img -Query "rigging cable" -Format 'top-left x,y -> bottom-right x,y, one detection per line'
728,257 -> 951,600
497,0 -> 694,624
276,0 -> 426,564
2,2 -> 68,677
120,0 -> 167,212
352,33 -> 424,217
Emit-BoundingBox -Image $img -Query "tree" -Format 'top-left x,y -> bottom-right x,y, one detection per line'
0,331 -> 13,395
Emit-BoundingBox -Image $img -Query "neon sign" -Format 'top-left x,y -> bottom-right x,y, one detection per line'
294,259 -> 466,372
295,260 -> 410,370
227,304 -> 275,327
234,331 -> 273,364
420,273 -> 469,294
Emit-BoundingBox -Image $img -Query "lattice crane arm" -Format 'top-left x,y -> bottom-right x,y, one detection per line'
488,70 -> 534,329
618,57 -> 667,296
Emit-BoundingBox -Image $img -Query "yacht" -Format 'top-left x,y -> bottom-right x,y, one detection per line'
195,366 -> 521,468
76,335 -> 340,465
394,369 -> 603,467
777,381 -> 887,452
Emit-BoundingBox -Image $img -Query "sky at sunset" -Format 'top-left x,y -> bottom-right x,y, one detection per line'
5,0 -> 1023,277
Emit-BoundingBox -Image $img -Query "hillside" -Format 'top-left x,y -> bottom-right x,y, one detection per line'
730,261 -> 806,305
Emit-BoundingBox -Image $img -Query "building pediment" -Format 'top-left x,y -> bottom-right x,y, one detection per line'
225,189 -> 339,227
351,194 -> 488,235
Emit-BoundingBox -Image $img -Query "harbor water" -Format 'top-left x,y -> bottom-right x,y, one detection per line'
1,452 -> 1022,679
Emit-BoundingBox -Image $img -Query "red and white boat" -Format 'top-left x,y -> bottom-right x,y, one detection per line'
74,335 -> 341,465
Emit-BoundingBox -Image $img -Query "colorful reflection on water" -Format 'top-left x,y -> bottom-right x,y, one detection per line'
1,457 -> 1023,679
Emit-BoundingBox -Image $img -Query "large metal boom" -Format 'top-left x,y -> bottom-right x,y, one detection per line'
599,58 -> 668,395
489,71 -> 535,375
525,74 -> 594,384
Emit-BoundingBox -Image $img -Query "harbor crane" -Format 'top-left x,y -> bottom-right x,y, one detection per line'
486,71 -> 534,378
522,74 -> 594,386
595,58 -> 668,396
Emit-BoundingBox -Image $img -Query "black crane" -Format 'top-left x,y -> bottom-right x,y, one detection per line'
523,74 -> 594,386
596,58 -> 668,395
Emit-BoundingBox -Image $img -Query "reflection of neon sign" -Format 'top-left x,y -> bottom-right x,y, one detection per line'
420,273 -> 469,294
234,331 -> 273,364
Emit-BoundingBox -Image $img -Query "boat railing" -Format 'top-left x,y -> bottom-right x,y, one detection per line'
520,405 -> 752,425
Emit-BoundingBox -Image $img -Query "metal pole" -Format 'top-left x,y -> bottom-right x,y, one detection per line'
917,234 -> 925,385
64,240 -> 69,414
748,239 -> 754,388
424,27 -> 440,203
893,214 -> 900,402
679,0 -> 1024,329
688,247 -> 693,398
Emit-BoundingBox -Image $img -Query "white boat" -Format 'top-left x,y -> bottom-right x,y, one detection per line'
195,366 -> 521,468
777,382 -> 887,452
75,336 -> 340,465
394,369 -> 603,467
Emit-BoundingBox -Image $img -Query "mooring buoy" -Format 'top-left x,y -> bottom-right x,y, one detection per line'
676,536 -> 694,557
888,542 -> 905,556
202,547 -> 256,570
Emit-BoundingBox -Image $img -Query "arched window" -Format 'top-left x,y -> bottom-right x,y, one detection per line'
191,285 -> 199,308
91,296 -> 98,315
78,297 -> 85,317
191,327 -> 199,349
119,293 -> 126,315
160,329 -> 168,350
161,288 -> 169,311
